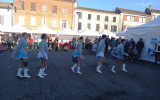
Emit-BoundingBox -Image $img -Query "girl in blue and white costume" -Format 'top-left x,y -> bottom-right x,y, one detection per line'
71,37 -> 83,74
37,34 -> 48,78
11,32 -> 31,78
111,39 -> 128,73
96,35 -> 107,73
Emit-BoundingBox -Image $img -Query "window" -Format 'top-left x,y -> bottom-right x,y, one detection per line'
88,14 -> 91,20
52,20 -> 57,27
78,12 -> 82,19
62,7 -> 67,15
139,17 -> 143,22
62,20 -> 67,28
78,22 -> 82,30
19,16 -> 24,25
111,25 -> 117,32
105,16 -> 108,22
31,3 -> 36,11
31,18 -> 36,26
96,24 -> 100,32
142,17 -> 146,23
131,16 -> 136,22
42,18 -> 46,25
42,4 -> 47,13
87,23 -> 91,30
113,17 -> 116,22
104,24 -> 108,30
97,15 -> 100,21
0,15 -> 4,25
52,6 -> 57,14
127,16 -> 131,21
19,1 -> 24,10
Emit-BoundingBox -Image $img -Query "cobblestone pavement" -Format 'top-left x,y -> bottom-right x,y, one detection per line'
0,50 -> 160,100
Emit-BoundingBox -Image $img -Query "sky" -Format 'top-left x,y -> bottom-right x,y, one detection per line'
1,0 -> 160,12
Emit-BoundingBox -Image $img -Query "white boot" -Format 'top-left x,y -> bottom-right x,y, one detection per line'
111,66 -> 116,73
96,65 -> 102,73
17,68 -> 23,78
122,64 -> 127,72
41,68 -> 47,76
76,67 -> 82,74
37,69 -> 45,78
23,68 -> 31,78
71,64 -> 77,73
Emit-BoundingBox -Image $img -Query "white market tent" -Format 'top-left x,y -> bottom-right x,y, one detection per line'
78,28 -> 98,36
58,28 -> 77,35
126,16 -> 160,62
4,24 -> 29,33
116,31 -> 127,36
30,25 -> 58,34
99,29 -> 116,37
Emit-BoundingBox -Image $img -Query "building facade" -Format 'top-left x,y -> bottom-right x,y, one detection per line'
115,7 -> 151,31
145,6 -> 160,20
13,0 -> 77,30
74,7 -> 120,33
0,2 -> 14,26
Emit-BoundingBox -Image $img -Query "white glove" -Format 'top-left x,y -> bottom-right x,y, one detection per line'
124,53 -> 129,56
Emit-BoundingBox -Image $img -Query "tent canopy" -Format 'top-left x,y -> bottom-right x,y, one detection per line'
78,28 -> 98,36
58,28 -> 76,35
0,24 -> 28,33
116,31 -> 127,36
30,25 -> 57,34
99,29 -> 116,37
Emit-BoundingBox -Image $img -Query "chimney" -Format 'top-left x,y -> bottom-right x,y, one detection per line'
148,5 -> 151,10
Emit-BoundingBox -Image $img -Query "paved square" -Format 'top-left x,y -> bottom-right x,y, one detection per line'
0,51 -> 160,100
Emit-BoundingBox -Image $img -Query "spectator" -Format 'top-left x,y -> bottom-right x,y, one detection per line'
51,35 -> 55,50
105,36 -> 111,53
0,43 -> 4,55
33,34 -> 39,50
128,38 -> 136,61
136,38 -> 144,60
154,38 -> 160,64
54,40 -> 58,51
64,42 -> 69,51
6,34 -> 14,50
111,38 -> 116,51
124,39 -> 129,53
29,37 -> 33,50
72,36 -> 76,49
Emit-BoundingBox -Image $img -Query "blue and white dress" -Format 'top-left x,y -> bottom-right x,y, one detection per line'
73,41 -> 82,58
96,39 -> 105,58
115,43 -> 126,59
12,37 -> 28,59
38,39 -> 48,60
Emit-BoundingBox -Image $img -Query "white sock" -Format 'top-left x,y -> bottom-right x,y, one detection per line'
97,65 -> 101,70
72,64 -> 77,69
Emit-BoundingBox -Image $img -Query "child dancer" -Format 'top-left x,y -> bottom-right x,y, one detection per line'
96,35 -> 107,73
11,32 -> 31,78
111,39 -> 128,73
71,37 -> 83,74
37,34 -> 48,78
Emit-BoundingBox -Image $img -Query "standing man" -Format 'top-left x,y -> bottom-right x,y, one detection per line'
105,36 -> 110,53
154,37 -> 160,64
33,34 -> 39,50
96,35 -> 107,73
136,38 -> 144,60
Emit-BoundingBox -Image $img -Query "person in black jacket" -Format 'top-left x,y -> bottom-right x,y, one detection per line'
136,38 -> 144,60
